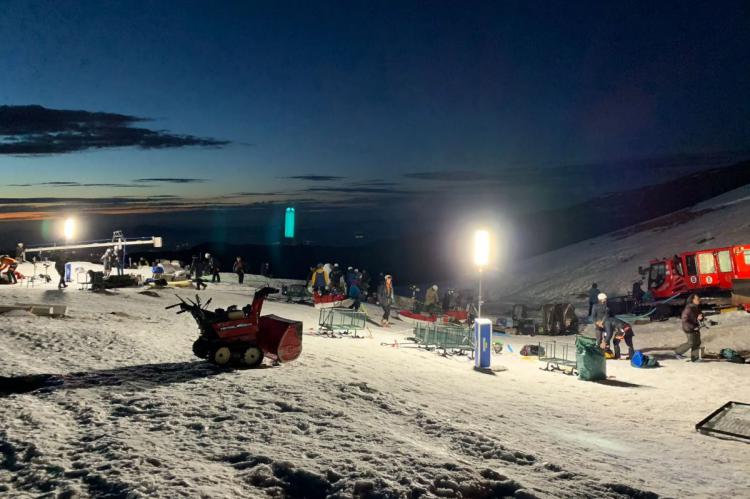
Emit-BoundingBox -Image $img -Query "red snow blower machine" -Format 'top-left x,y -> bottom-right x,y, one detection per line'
166,286 -> 302,367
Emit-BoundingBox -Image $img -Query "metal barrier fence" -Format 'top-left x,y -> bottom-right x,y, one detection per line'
412,322 -> 474,355
318,307 -> 367,336
538,340 -> 577,375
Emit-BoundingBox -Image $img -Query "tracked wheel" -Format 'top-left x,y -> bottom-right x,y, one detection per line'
192,339 -> 209,359
241,346 -> 264,368
212,346 -> 232,366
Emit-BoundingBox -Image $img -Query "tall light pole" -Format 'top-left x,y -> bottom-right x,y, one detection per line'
473,230 -> 490,318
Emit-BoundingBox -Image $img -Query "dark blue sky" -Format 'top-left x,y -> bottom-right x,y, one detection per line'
1,0 -> 749,244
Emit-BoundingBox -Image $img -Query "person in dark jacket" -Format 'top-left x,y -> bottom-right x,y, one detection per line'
591,293 -> 610,347
360,269 -> 370,296
632,280 -> 645,304
329,264 -> 343,293
676,294 -> 703,361
348,281 -> 362,311
54,254 -> 67,289
207,254 -> 220,283
377,274 -> 395,327
587,283 -> 599,317
604,318 -> 635,359
232,257 -> 245,284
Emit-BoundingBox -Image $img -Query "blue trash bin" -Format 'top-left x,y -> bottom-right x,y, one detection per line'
64,262 -> 72,283
474,318 -> 492,369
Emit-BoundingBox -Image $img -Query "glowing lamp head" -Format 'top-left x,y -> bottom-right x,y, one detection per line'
474,230 -> 490,267
63,218 -> 76,241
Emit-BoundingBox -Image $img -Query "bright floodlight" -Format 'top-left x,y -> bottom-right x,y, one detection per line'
63,218 -> 76,241
474,230 -> 490,267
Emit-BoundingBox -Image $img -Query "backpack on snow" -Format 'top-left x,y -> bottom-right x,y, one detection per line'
720,348 -> 746,364
630,351 -> 659,368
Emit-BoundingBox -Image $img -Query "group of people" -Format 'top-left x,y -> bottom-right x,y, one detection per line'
188,253 -> 222,289
307,263 -> 395,327
100,247 -> 126,277
308,263 -> 372,297
589,283 -> 706,362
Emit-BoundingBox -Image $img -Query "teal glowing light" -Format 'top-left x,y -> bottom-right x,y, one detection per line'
284,207 -> 295,238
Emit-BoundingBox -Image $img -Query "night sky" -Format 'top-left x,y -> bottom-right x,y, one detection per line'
1,0 -> 749,248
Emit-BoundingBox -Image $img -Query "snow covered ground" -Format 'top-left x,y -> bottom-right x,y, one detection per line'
2,186 -> 750,498
1,269 -> 748,498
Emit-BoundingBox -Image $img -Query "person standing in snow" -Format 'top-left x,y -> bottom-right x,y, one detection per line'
15,243 -> 26,263
360,269 -> 371,297
377,274 -> 395,327
632,280 -> 645,304
207,254 -> 221,283
54,253 -> 67,289
591,293 -> 610,348
329,264 -> 344,293
345,266 -> 355,293
424,285 -> 441,314
587,283 -> 599,317
101,249 -> 113,277
348,281 -> 362,311
233,257 -> 245,284
675,294 -> 704,362
309,263 -> 329,294
115,246 -> 125,276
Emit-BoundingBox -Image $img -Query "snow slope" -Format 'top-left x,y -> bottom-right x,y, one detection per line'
1,270 -> 749,498
495,184 -> 750,305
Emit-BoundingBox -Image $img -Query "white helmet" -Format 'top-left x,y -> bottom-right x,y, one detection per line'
432,285 -> 438,290
205,253 -> 210,259
598,293 -> 607,301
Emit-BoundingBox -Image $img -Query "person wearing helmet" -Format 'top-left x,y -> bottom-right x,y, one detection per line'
424,284 -> 441,315
591,293 -> 610,348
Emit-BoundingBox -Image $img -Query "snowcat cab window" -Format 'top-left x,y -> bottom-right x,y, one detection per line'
685,255 -> 697,276
717,250 -> 732,272
649,263 -> 666,288
674,260 -> 684,276
744,251 -> 750,265
698,253 -> 716,274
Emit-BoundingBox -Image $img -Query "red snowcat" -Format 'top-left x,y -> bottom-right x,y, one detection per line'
646,244 -> 750,304
167,287 -> 302,367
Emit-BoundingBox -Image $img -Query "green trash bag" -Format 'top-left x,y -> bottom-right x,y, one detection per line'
575,336 -> 607,381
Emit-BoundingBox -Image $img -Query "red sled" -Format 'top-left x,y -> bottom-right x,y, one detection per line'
313,291 -> 353,309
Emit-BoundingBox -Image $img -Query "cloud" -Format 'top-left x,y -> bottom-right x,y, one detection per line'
0,105 -> 228,155
9,181 -> 153,188
304,186 -> 411,194
132,178 -> 207,184
349,179 -> 399,187
226,192 -> 282,197
403,171 -> 493,182
285,175 -> 346,181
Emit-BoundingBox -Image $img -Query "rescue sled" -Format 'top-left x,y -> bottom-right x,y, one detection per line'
166,286 -> 302,367
443,309 -> 469,323
397,310 -> 439,326
397,309 -> 469,326
313,291 -> 353,309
